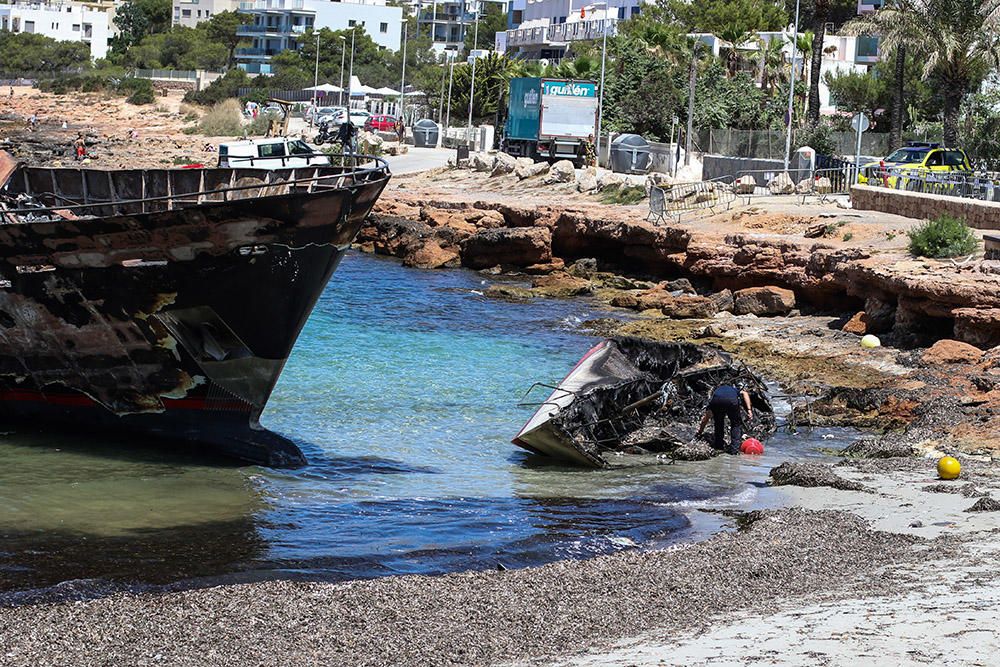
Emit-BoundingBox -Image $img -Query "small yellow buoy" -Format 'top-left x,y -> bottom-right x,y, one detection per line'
860,334 -> 881,349
938,456 -> 961,480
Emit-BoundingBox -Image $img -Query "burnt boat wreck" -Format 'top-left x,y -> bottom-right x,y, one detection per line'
514,338 -> 776,467
0,151 -> 390,466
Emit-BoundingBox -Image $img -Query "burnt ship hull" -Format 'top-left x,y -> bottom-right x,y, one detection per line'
0,160 -> 390,465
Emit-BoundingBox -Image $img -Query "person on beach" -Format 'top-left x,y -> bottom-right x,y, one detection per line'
695,383 -> 753,454
583,134 -> 597,167
337,120 -> 356,155
73,133 -> 87,160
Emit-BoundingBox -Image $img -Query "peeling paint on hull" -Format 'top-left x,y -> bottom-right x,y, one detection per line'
0,164 -> 390,466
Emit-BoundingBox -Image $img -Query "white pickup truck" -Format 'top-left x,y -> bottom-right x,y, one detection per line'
218,138 -> 329,169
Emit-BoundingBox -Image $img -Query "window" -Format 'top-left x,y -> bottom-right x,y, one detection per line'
72,23 -> 80,31
206,10 -> 211,16
182,9 -> 191,17
944,150 -> 967,167
925,151 -> 944,167
288,140 -> 312,155
257,143 -> 286,158
379,21 -> 387,32
24,20 -> 35,33
348,19 -> 355,26
197,10 -> 202,17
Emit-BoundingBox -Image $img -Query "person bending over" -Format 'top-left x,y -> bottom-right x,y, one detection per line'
696,383 -> 753,454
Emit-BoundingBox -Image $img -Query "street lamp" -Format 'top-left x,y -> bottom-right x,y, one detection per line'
593,0 -> 613,161
437,51 -> 451,123
347,27 -> 356,111
338,34 -> 347,107
466,0 -> 481,147
446,55 -> 455,130
783,0 -> 801,174
311,31 -> 320,126
399,20 -> 408,121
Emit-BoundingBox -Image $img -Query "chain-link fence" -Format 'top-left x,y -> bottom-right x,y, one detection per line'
693,128 -> 942,161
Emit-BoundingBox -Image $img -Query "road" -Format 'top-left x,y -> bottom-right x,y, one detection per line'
385,146 -> 452,174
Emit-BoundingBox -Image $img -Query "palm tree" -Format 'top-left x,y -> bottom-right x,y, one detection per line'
806,0 -> 831,125
851,0 -> 1000,145
844,0 -> 918,150
758,36 -> 786,94
719,28 -> 754,77
554,54 -> 600,80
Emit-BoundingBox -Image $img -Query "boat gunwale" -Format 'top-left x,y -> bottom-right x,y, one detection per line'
0,153 -> 391,217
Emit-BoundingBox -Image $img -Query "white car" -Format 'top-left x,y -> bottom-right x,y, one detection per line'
217,137 -> 329,169
315,106 -> 347,125
348,110 -> 371,125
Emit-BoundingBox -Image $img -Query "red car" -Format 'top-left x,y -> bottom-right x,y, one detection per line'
365,114 -> 404,136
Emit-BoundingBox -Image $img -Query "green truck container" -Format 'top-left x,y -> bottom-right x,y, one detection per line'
502,77 -> 598,164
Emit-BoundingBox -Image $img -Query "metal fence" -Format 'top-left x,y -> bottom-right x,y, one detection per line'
648,181 -> 737,223
694,127 -> 941,161
867,167 -> 1000,202
133,69 -> 198,81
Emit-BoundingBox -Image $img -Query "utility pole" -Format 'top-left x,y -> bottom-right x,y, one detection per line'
783,0 -> 801,173
466,0 -> 480,147
347,28 -> 356,110
338,34 -> 346,107
684,40 -> 698,167
437,53 -> 448,122
311,31 -> 320,125
595,0 -> 611,161
446,57 -> 455,130
399,21 -> 408,120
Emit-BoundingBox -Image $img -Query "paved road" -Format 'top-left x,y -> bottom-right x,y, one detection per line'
385,146 -> 452,174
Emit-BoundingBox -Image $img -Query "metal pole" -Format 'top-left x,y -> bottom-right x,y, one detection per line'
437,54 -> 448,122
446,59 -> 455,130
399,22 -> 407,120
684,41 -> 697,167
347,29 -> 355,110
312,32 -> 320,119
338,35 -> 346,107
596,2 -> 610,160
467,0 -> 480,147
783,0 -> 801,173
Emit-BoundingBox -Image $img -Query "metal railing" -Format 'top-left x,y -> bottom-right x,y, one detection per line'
648,181 -> 737,223
864,167 -> 1000,202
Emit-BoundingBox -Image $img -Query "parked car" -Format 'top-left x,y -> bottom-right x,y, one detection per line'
260,103 -> 286,119
365,114 -> 404,135
348,109 -> 371,126
217,138 -> 329,169
858,142 -> 972,186
314,106 -> 347,125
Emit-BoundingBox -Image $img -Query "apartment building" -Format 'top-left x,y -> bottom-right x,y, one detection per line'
498,0 -> 644,59
235,0 -> 402,75
0,1 -> 110,59
416,0 -> 507,54
172,0 -> 241,28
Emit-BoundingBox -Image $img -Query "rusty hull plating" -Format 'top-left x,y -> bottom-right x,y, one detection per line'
0,159 -> 390,466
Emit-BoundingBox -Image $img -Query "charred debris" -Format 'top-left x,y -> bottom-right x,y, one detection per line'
514,338 -> 776,467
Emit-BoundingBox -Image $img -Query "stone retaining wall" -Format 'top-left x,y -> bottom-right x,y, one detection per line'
850,184 -> 1000,230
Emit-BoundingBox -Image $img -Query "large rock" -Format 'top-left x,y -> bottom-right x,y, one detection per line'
733,286 -> 796,316
544,159 -> 576,184
459,227 -> 552,269
768,462 -> 869,492
923,339 -> 983,365
795,178 -> 814,194
490,152 -> 517,177
516,160 -> 549,180
402,239 -> 460,269
470,152 -> 493,172
598,171 -> 627,190
515,157 -> 534,169
733,174 -> 756,195
842,311 -> 868,335
661,295 -> 717,319
815,176 -> 833,194
530,272 -> 592,298
577,167 -> 599,192
767,172 -> 795,195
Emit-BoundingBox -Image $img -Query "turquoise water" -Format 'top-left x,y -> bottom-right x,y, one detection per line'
0,252 -> 852,596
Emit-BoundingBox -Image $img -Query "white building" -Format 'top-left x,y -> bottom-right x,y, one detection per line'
417,0 -> 507,55
173,0 -> 241,28
499,0 -> 644,59
236,0 -> 402,75
0,1 -> 110,60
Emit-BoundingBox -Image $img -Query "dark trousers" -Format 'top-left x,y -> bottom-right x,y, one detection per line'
710,395 -> 743,453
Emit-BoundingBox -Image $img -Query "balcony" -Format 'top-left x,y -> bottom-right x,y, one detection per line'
547,18 -> 616,43
417,10 -> 474,23
238,0 -> 306,11
235,47 -> 281,57
506,26 -> 547,46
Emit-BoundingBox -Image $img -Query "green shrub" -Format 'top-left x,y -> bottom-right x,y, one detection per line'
598,184 -> 646,205
794,122 -> 837,156
244,114 -> 271,136
119,77 -> 155,105
184,68 -> 249,105
907,215 -> 978,258
197,99 -> 244,136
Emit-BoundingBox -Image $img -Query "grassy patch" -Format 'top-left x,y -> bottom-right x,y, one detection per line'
197,99 -> 243,136
598,184 -> 646,205
908,214 -> 978,258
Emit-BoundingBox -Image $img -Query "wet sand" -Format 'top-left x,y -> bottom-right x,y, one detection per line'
8,448 -> 1000,666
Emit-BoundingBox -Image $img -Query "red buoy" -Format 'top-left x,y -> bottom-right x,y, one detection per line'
740,438 -> 764,455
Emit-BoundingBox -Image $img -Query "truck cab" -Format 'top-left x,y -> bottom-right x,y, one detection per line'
502,77 -> 598,166
217,138 -> 330,169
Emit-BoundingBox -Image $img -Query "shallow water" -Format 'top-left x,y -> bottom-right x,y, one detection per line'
0,252 -> 856,596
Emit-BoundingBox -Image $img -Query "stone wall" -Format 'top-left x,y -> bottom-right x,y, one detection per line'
850,184 -> 1000,230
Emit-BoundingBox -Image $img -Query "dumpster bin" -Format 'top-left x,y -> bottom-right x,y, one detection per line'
413,119 -> 440,148
610,134 -> 651,174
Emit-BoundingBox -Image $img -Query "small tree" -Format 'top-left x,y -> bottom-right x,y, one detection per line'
207,11 -> 252,69
907,215 -> 978,258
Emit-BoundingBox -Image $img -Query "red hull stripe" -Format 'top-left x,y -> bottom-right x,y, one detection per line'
0,390 -> 251,412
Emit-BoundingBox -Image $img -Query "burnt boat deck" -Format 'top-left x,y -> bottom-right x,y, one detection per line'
2,159 -> 388,220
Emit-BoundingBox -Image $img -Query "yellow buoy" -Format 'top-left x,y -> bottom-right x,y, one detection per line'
860,334 -> 881,349
938,456 -> 961,480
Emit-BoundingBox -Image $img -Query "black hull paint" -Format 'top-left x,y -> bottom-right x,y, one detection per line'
0,164 -> 389,465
